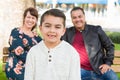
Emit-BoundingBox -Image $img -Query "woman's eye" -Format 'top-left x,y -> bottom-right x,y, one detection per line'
26,16 -> 30,19
32,17 -> 36,19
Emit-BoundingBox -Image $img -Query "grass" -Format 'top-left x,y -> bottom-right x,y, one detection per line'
117,73 -> 120,80
0,60 -> 7,80
0,72 -> 7,80
115,43 -> 120,50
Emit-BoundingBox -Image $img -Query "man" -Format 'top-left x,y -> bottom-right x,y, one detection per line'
62,7 -> 118,80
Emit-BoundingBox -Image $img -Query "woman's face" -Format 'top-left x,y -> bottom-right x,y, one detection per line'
23,11 -> 37,30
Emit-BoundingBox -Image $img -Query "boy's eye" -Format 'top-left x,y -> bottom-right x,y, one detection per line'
55,26 -> 61,29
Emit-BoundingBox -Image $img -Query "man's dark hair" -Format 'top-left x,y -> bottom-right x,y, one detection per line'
71,7 -> 85,15
40,9 -> 66,27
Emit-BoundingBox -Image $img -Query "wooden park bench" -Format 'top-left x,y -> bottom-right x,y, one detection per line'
111,50 -> 120,72
2,47 -> 120,73
2,47 -> 9,71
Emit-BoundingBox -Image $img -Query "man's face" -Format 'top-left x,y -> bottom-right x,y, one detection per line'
71,9 -> 86,30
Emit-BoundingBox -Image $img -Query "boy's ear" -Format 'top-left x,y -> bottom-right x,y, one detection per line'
62,28 -> 66,36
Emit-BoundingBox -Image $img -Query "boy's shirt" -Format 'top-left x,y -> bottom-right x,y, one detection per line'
24,40 -> 81,80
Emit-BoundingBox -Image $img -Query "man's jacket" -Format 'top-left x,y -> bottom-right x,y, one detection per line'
62,24 -> 114,74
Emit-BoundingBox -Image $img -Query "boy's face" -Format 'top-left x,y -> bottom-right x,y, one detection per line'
40,15 -> 66,47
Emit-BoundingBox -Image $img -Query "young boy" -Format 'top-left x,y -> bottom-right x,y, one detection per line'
24,9 -> 81,80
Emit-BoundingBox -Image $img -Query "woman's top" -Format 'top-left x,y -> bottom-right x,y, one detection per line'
5,27 -> 42,80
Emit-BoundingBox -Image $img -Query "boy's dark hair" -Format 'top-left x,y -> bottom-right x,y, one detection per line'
40,9 -> 66,27
71,7 -> 85,15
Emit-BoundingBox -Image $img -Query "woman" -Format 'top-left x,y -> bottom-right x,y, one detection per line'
5,7 -> 42,80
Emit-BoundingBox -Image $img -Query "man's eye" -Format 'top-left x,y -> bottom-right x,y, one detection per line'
72,17 -> 76,19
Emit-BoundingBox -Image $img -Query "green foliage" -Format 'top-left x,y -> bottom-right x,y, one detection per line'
36,26 -> 43,38
108,32 -> 120,44
106,31 -> 120,50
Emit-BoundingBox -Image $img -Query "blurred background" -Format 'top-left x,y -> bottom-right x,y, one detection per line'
36,0 -> 120,30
